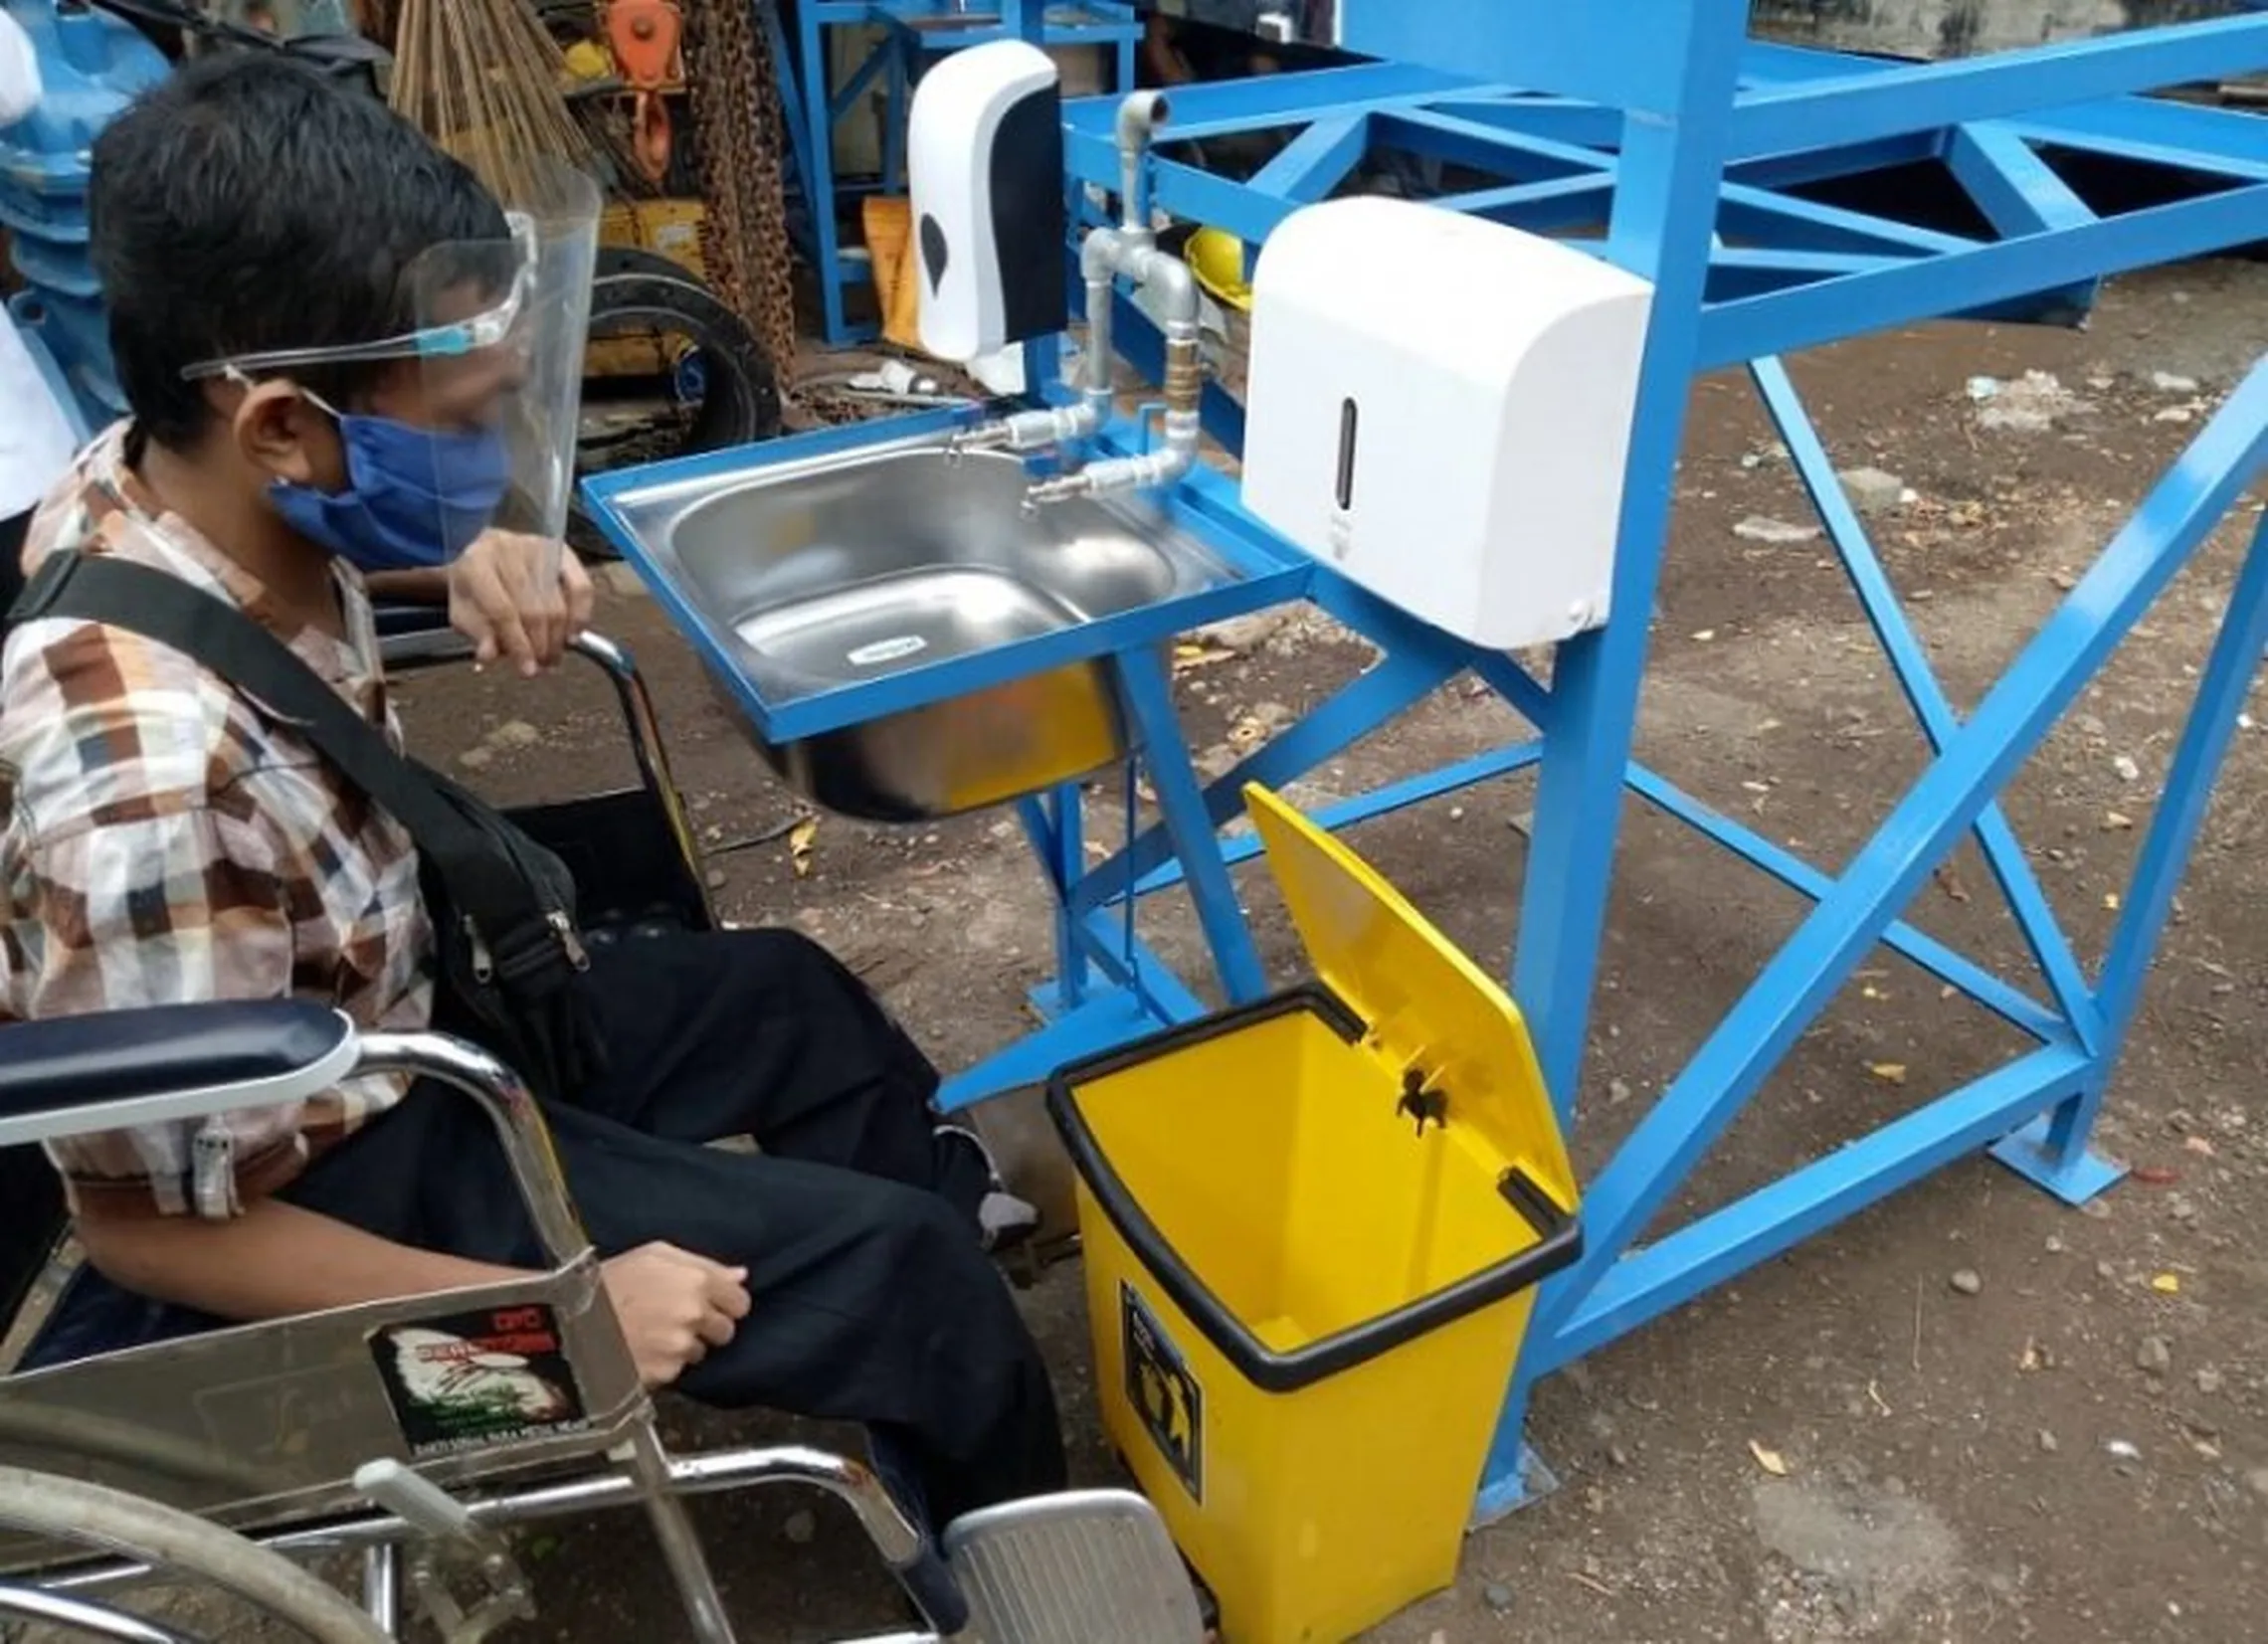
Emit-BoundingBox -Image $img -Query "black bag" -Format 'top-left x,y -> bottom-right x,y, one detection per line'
12,551 -> 608,1102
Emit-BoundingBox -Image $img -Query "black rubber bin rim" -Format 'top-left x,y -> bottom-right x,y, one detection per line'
1045,984 -> 1584,1396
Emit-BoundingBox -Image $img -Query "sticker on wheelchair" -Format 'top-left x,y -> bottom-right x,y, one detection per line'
1120,1282 -> 1204,1504
368,1305 -> 592,1460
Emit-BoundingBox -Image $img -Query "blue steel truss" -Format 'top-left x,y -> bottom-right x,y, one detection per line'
604,2 -> 2268,1527
1029,4 -> 2268,1519
774,1 -> 1144,345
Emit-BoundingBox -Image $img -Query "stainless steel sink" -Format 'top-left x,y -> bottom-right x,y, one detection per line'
601,432 -> 1242,821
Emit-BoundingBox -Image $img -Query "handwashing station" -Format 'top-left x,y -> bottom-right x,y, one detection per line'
579,35 -> 1633,1643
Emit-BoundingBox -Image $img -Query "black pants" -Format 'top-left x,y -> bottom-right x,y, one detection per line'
33,931 -> 1067,1529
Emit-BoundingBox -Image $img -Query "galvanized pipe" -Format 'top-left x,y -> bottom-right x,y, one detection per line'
1115,91 -> 1172,238
956,90 -> 1202,500
1026,236 -> 1203,505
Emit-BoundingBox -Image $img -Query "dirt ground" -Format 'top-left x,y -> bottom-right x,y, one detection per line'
95,260 -> 2268,1642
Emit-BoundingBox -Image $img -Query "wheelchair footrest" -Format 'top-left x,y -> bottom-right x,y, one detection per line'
943,1490 -> 1209,1644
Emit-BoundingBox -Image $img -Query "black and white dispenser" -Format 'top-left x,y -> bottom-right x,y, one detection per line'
907,40 -> 1069,364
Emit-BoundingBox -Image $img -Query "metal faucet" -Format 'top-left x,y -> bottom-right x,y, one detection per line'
954,91 -> 1206,508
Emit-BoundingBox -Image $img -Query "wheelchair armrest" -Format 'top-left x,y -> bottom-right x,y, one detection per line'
375,601 -> 476,671
373,601 -> 454,641
0,1003 -> 359,1151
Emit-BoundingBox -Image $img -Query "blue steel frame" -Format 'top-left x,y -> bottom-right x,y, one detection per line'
1042,5 -> 2268,1519
775,0 -> 1143,345
593,2 -> 2268,1526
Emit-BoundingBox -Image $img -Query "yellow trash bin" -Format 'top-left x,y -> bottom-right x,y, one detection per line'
1048,785 -> 1582,1644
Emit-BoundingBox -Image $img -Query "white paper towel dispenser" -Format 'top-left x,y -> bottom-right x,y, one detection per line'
907,40 -> 1069,363
1240,197 -> 1654,649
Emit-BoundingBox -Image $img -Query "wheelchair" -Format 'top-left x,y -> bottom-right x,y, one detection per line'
0,604 -> 1206,1643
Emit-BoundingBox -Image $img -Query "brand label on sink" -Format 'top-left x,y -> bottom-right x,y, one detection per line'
847,635 -> 930,667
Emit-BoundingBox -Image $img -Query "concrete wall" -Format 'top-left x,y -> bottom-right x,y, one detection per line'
1752,0 -> 2249,59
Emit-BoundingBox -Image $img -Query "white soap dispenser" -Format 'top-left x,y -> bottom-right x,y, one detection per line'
1241,197 -> 1655,650
907,39 -> 1070,364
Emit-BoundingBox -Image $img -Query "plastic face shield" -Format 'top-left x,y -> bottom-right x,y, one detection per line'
411,167 -> 604,570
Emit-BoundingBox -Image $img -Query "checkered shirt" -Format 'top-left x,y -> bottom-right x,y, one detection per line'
0,427 -> 434,1219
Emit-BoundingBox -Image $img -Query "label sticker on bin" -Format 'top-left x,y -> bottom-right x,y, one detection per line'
1122,1282 -> 1205,1503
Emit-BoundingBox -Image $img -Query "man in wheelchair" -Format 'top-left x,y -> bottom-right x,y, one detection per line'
0,51 -> 1065,1543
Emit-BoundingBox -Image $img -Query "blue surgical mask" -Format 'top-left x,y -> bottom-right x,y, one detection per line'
270,403 -> 512,574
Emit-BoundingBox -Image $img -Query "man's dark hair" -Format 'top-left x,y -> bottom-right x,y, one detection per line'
90,51 -> 509,451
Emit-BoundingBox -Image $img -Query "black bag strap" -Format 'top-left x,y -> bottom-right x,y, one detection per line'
12,552 -> 526,912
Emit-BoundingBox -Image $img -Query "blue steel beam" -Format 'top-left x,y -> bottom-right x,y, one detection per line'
1063,558 -> 1555,920
2096,509 -> 2268,1052
1728,15 -> 2268,159
1333,0 -> 1710,113
1088,39 -> 2268,197
1623,765 -> 2068,1044
1427,96 -> 1625,152
1535,1044 -> 2098,1370
1244,113 -> 1371,204
1070,640 -> 1469,918
2009,505 -> 2268,1191
1113,646 -> 1269,1005
1753,358 -> 2105,1051
1735,38 -> 2268,254
1103,162 -> 2210,340
1056,30 -> 2268,357
1061,60 -> 1473,147
1395,116 -> 1941,257
1945,122 -> 2102,315
1472,3 -> 1761,1510
1437,176 -> 1616,238
1373,108 -> 1612,183
1532,359 -> 2268,1341
1945,124 -> 2099,238
1021,787 -> 1091,1013
1697,182 -> 2268,366
1509,0 -> 1752,1121
1131,742 -> 1548,897
1718,182 -> 1980,257
2009,98 -> 2268,183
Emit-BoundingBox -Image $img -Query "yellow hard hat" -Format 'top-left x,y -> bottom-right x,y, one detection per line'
1185,226 -> 1252,312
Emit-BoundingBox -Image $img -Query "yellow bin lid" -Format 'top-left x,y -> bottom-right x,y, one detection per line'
1244,784 -> 1578,1215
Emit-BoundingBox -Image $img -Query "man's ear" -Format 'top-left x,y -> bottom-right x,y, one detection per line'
230,379 -> 329,487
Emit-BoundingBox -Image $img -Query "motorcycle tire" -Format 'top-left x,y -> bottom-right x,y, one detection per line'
572,250 -> 785,560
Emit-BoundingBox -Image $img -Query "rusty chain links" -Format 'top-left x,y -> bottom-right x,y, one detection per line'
682,0 -> 803,392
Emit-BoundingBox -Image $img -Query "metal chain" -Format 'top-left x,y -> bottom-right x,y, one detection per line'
681,0 -> 802,389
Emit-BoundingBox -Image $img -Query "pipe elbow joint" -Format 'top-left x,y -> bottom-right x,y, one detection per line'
1140,255 -> 1200,326
1116,91 -> 1171,155
1081,229 -> 1123,282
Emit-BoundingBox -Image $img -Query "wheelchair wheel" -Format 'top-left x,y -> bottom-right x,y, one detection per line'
0,1467 -> 387,1643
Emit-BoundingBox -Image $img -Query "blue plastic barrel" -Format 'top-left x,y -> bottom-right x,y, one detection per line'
0,1 -> 168,433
